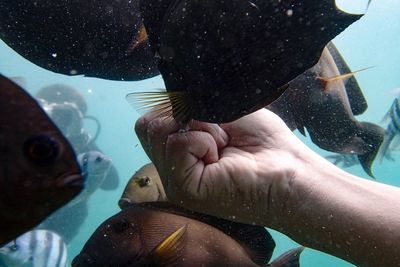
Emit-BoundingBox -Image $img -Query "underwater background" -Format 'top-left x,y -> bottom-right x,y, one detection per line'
0,0 -> 399,266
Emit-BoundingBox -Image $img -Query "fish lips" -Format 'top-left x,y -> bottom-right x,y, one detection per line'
56,172 -> 84,192
118,197 -> 132,209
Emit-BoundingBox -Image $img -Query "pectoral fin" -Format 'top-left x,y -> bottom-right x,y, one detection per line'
148,225 -> 187,266
267,246 -> 304,267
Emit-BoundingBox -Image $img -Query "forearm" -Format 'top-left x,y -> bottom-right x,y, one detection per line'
272,151 -> 400,266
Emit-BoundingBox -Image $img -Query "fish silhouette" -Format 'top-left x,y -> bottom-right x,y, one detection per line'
132,0 -> 364,122
267,43 -> 384,177
0,0 -> 158,81
0,75 -> 83,245
72,202 -> 303,267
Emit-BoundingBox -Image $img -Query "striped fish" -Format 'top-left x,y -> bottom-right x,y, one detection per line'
0,230 -> 68,267
379,97 -> 400,162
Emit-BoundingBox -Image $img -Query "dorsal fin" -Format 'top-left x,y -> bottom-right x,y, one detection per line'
326,42 -> 368,115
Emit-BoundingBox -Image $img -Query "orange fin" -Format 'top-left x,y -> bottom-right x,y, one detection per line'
148,225 -> 187,265
316,66 -> 374,88
129,23 -> 149,51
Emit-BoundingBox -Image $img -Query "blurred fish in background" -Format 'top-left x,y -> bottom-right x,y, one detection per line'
37,151 -> 112,244
0,75 -> 84,246
0,230 -> 68,267
35,84 -> 119,191
325,153 -> 360,169
378,96 -> 400,162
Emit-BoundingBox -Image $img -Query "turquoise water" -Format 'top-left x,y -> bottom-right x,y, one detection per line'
0,0 -> 399,266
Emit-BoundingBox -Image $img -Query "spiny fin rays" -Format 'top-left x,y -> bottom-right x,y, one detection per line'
126,90 -> 190,122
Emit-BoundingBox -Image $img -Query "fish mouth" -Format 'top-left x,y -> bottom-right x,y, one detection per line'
118,197 -> 132,209
57,172 -> 84,189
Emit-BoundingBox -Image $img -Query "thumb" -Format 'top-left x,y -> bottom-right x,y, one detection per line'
163,130 -> 219,203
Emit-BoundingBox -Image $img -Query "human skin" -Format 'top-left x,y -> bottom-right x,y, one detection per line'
135,108 -> 400,267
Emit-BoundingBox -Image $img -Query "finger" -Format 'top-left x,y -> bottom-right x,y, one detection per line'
146,116 -> 180,169
135,110 -> 164,157
188,120 -> 229,149
164,130 -> 219,202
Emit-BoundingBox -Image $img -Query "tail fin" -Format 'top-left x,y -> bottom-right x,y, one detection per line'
266,246 -> 304,267
377,130 -> 396,163
357,122 -> 385,178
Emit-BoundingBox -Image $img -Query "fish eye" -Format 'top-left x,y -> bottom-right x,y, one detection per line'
23,135 -> 60,165
95,156 -> 103,163
138,176 -> 151,187
9,241 -> 18,252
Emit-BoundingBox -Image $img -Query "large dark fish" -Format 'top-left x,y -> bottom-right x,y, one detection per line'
72,202 -> 303,267
0,0 -> 159,81
267,43 -> 384,177
129,0 -> 364,123
0,75 -> 84,246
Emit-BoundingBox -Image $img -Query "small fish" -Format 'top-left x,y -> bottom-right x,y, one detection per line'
0,230 -> 68,267
0,75 -> 84,246
75,151 -> 112,202
118,163 -> 167,208
72,202 -> 303,267
0,0 -> 159,80
267,43 -> 384,177
129,0 -> 363,123
378,97 -> 400,162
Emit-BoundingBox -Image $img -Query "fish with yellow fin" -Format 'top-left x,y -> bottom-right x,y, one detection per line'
0,75 -> 84,246
110,163 -> 303,267
72,202 -> 304,267
267,43 -> 384,177
126,0 -> 365,123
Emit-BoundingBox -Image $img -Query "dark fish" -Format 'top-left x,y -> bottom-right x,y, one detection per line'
118,163 -> 167,209
0,0 -> 159,81
127,0 -> 363,123
0,230 -> 68,267
0,75 -> 83,246
72,202 -> 303,267
267,43 -> 384,177
37,151 -> 111,244
377,97 -> 400,162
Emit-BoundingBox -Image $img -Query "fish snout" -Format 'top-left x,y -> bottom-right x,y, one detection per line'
57,172 -> 84,190
118,197 -> 133,209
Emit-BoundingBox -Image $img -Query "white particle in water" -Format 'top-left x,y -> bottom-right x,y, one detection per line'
286,9 -> 293,17
51,53 -> 57,58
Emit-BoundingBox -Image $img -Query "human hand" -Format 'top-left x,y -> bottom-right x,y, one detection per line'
135,108 -> 310,226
